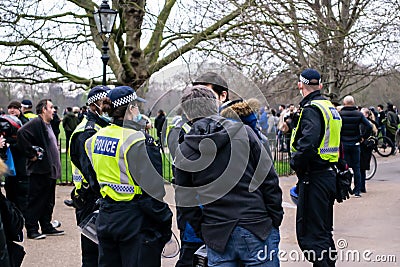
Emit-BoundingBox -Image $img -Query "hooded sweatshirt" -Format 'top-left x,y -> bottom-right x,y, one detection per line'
175,115 -> 283,252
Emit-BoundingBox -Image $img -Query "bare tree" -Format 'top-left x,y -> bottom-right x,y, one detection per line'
0,0 -> 258,92
223,0 -> 400,101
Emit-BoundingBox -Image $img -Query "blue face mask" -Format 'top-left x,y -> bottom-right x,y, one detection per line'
100,113 -> 111,123
135,113 -> 142,122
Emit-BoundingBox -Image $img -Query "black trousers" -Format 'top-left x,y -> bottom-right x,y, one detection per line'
4,175 -> 29,216
296,170 -> 337,267
97,198 -> 164,267
25,174 -> 56,234
76,192 -> 99,267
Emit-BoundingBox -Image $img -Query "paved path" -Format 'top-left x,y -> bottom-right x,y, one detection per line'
20,153 -> 400,266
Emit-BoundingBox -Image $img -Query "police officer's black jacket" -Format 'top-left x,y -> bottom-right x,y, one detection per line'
174,115 -> 283,253
339,106 -> 372,144
70,110 -> 109,195
290,90 -> 332,174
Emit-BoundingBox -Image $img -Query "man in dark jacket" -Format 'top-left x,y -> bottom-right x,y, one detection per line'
340,95 -> 372,197
17,99 -> 64,240
62,107 -> 78,151
170,72 -> 231,267
154,109 -> 166,144
175,85 -> 283,266
290,69 -> 342,266
385,102 -> 399,145
50,106 -> 61,141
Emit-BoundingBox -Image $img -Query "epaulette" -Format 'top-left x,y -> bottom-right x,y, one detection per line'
85,120 -> 96,130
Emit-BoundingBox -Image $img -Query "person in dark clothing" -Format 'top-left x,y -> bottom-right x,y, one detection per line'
78,106 -> 88,123
0,158 -> 26,267
50,106 -> 61,141
171,72 -> 231,267
339,96 -> 372,197
175,85 -> 283,266
290,69 -> 342,267
154,109 -> 166,144
17,99 -> 64,240
360,108 -> 377,193
4,101 -> 30,217
62,107 -> 79,152
385,103 -> 399,145
376,104 -> 386,136
69,86 -> 110,267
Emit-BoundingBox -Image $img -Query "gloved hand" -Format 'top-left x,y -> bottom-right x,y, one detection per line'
336,170 -> 353,203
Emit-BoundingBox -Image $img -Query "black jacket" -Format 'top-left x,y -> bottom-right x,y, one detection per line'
340,106 -> 372,144
50,112 -> 61,137
62,112 -> 78,132
17,116 -> 54,175
290,90 -> 333,173
175,115 -> 283,252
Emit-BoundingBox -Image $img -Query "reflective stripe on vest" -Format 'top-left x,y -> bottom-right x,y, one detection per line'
290,100 -> 342,162
181,122 -> 191,133
85,124 -> 145,201
69,118 -> 101,192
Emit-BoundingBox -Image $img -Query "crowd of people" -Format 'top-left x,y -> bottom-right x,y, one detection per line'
0,68 -> 399,267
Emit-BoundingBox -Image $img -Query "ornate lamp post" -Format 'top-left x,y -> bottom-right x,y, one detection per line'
93,0 -> 118,85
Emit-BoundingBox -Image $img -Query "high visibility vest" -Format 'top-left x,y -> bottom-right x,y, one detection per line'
24,112 -> 37,120
69,118 -> 101,193
290,100 -> 342,162
85,124 -> 145,201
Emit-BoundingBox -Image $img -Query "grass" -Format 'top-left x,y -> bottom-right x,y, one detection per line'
274,161 -> 292,176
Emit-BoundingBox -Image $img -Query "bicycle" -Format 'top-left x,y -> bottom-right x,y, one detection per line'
365,153 -> 377,180
368,135 -> 395,157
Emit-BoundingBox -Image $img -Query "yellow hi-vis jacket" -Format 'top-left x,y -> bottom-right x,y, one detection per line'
69,118 -> 101,193
24,112 -> 38,120
85,124 -> 145,201
290,100 -> 342,162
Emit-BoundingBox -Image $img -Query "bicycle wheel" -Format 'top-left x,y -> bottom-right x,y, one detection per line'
375,136 -> 395,157
365,154 -> 377,180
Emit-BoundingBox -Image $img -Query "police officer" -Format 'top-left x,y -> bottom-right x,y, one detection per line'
290,69 -> 342,267
69,85 -> 111,267
85,86 -> 172,267
21,100 -> 38,120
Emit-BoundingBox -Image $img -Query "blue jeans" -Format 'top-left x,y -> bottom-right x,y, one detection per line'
343,143 -> 361,195
207,226 -> 280,267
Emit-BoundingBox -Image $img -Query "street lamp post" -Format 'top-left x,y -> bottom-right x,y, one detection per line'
93,0 -> 118,85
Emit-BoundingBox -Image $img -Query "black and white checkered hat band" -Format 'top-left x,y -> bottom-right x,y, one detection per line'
112,93 -> 137,108
299,74 -> 320,85
87,92 -> 108,105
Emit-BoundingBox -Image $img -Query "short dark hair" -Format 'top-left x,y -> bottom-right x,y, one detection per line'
36,99 -> 52,115
378,104 -> 384,109
181,85 -> 218,120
